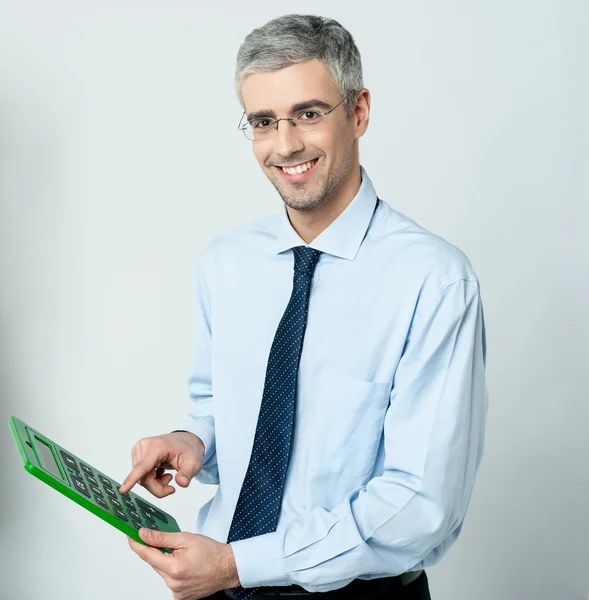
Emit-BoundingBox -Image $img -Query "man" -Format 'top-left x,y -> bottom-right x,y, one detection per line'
119,14 -> 488,600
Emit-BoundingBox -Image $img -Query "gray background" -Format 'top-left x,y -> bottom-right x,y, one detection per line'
1,1 -> 587,599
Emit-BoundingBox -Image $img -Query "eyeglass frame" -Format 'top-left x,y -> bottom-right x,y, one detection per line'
237,91 -> 355,140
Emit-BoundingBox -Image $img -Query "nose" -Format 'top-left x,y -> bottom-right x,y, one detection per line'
274,119 -> 304,158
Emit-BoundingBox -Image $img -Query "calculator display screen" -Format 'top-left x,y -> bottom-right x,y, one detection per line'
35,437 -> 63,480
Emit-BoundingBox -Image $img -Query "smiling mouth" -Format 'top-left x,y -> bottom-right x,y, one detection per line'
276,158 -> 319,174
273,157 -> 320,181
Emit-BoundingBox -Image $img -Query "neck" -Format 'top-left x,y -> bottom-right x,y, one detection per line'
286,158 -> 362,244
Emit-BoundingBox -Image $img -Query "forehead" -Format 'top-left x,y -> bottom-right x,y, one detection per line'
241,59 -> 340,113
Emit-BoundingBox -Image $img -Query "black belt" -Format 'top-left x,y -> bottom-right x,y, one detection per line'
223,571 -> 424,598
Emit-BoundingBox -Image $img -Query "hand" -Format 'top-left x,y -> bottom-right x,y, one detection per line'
119,431 -> 205,497
128,528 -> 240,600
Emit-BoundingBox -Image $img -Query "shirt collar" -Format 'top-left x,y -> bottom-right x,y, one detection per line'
275,164 -> 378,260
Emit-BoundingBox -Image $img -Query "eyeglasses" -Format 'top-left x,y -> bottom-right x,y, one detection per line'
237,92 -> 353,141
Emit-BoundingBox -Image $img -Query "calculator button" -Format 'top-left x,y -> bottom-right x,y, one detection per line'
99,475 -> 113,488
135,498 -> 168,523
104,487 -> 117,499
71,474 -> 90,498
122,498 -> 135,510
120,491 -> 131,500
80,464 -> 94,476
85,474 -> 98,486
110,498 -> 122,509
60,451 -> 79,472
148,522 -> 159,530
132,520 -> 143,530
140,509 -> 155,522
129,509 -> 141,521
89,484 -> 103,497
95,495 -> 108,509
114,508 -> 128,521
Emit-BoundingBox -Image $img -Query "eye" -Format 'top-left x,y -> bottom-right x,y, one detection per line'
299,111 -> 321,121
251,119 -> 273,130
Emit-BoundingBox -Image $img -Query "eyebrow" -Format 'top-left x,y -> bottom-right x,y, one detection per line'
246,99 -> 333,122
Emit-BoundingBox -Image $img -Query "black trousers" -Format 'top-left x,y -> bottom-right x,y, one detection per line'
207,572 -> 431,600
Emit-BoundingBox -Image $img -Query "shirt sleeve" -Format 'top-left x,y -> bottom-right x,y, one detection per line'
229,278 -> 488,591
176,258 -> 219,486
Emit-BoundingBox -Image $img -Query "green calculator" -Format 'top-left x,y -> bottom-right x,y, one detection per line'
8,416 -> 180,553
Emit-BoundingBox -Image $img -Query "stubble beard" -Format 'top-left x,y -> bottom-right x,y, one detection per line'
272,150 -> 354,212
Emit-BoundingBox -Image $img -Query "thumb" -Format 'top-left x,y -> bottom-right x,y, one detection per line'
175,471 -> 192,487
175,461 -> 200,487
139,527 -> 185,549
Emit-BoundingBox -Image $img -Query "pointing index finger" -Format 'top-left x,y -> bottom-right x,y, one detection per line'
119,462 -> 149,494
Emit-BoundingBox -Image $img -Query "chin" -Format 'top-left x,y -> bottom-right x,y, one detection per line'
285,192 -> 326,211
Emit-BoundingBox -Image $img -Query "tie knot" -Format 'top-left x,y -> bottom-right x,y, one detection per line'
292,246 -> 322,277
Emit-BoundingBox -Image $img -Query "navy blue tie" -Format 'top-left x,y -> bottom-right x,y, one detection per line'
227,245 -> 322,600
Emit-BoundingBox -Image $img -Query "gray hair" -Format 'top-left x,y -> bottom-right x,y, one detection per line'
235,14 -> 363,118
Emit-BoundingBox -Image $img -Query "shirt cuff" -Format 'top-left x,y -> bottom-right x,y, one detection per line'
230,531 -> 289,588
173,417 -> 215,466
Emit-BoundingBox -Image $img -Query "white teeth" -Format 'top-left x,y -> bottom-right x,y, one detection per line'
282,159 -> 317,175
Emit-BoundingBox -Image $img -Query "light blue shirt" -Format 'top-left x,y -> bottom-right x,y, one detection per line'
178,165 -> 488,592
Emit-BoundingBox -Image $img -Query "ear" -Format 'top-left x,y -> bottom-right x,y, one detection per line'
353,88 -> 371,140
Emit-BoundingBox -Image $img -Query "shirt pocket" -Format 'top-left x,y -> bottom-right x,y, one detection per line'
305,367 -> 391,505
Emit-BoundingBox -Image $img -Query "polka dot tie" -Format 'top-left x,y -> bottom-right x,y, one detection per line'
227,246 -> 322,600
